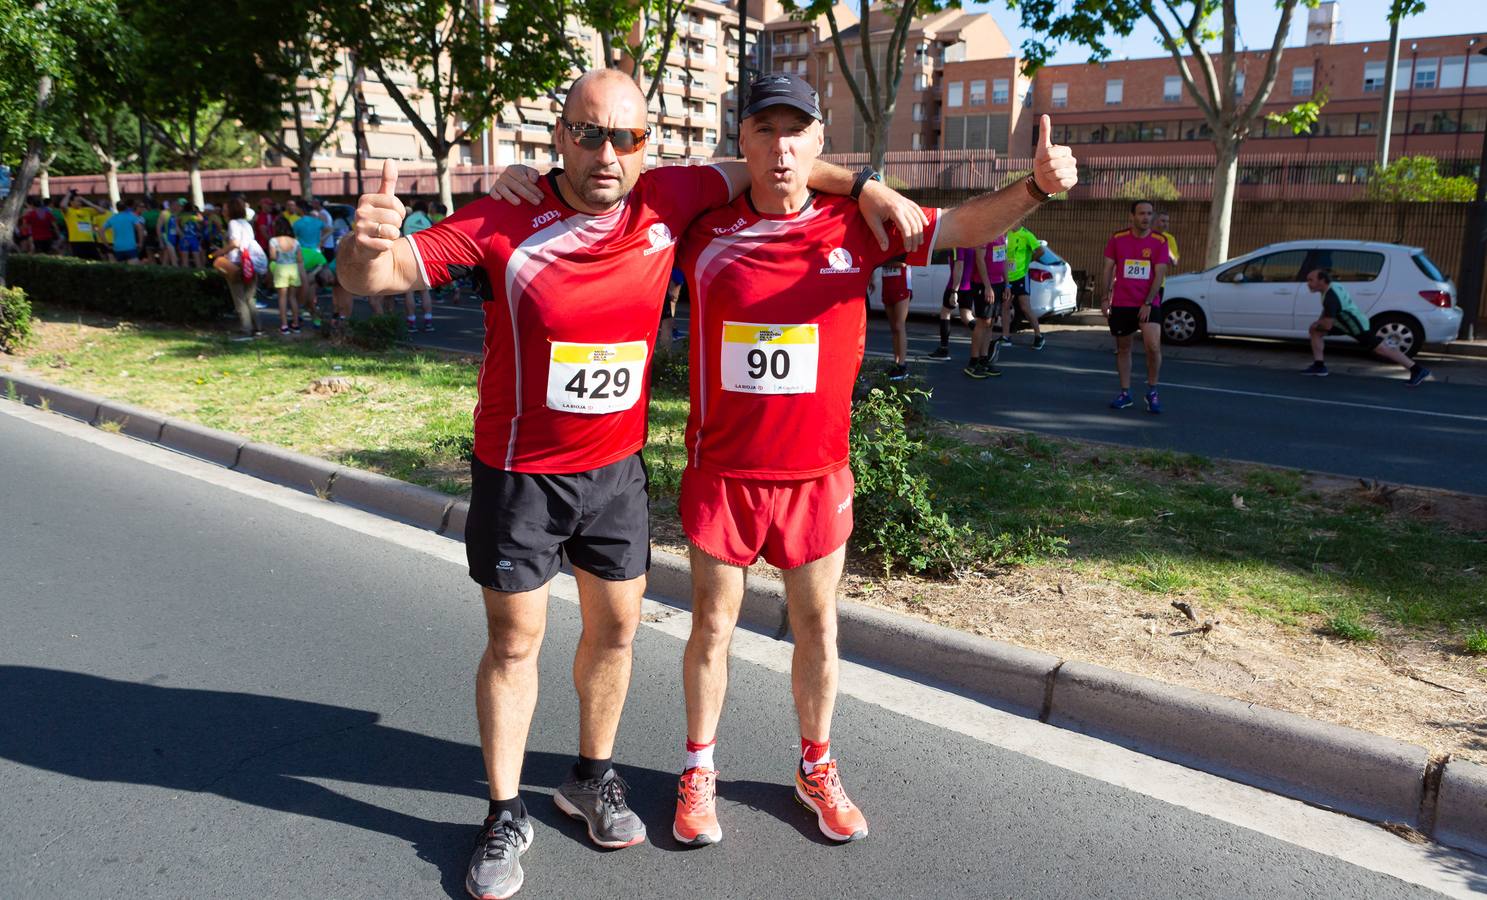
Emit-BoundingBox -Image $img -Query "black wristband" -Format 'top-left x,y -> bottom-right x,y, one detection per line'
851,166 -> 880,201
1024,175 -> 1052,203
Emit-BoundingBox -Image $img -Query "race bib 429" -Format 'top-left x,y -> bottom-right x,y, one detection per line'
720,322 -> 818,395
546,340 -> 647,414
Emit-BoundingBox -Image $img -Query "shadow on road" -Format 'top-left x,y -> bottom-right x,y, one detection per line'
1,666 -> 825,896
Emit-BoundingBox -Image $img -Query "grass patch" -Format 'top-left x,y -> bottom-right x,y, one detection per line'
8,303 -> 1485,636
1323,612 -> 1380,643
1464,630 -> 1487,656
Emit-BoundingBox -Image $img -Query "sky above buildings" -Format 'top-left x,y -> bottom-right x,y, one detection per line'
978,0 -> 1481,67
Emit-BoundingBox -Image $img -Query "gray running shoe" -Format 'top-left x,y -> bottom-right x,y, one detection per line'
554,768 -> 647,848
466,812 -> 533,900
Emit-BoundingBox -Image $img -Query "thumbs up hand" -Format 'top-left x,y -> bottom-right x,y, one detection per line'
1033,115 -> 1078,197
352,158 -> 407,255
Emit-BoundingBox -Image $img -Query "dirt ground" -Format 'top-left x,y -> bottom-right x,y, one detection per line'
650,482 -> 1487,766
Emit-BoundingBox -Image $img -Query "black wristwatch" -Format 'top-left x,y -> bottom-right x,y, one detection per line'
850,166 -> 881,200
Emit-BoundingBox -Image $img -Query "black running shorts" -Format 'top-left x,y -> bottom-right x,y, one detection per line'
1108,306 -> 1159,337
466,452 -> 651,593
1330,325 -> 1383,350
976,282 -> 1007,320
952,286 -> 981,312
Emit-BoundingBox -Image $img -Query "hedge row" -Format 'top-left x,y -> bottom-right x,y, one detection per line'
7,254 -> 233,324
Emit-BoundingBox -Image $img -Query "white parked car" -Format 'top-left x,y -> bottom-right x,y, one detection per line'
867,243 -> 1079,321
1159,240 -> 1461,356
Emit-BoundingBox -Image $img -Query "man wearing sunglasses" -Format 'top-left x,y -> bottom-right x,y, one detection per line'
666,73 -> 1078,848
337,67 -> 925,900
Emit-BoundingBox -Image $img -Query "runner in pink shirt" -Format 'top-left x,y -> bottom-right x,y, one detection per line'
1099,199 -> 1170,412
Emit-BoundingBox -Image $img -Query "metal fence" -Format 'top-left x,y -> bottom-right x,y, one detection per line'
819,150 -> 1484,202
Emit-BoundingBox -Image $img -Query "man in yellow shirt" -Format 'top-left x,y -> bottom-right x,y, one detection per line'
62,191 -> 106,261
1154,210 -> 1178,273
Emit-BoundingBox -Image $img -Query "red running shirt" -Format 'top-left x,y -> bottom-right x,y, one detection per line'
26,208 -> 56,241
678,193 -> 939,479
409,165 -> 730,474
1103,229 -> 1171,307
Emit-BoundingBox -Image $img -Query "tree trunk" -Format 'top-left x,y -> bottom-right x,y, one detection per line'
436,149 -> 453,212
106,162 -> 121,208
870,118 -> 888,172
1205,140 -> 1240,267
188,163 -> 204,211
0,137 -> 46,287
298,165 -> 314,202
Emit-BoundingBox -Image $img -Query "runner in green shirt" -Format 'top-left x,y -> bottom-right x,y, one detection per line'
1303,268 -> 1429,385
997,225 -> 1046,349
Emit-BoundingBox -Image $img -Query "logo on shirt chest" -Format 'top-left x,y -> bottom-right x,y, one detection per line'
532,209 -> 561,230
1142,247 -> 1152,259
820,247 -> 859,275
642,222 -> 675,255
712,217 -> 747,235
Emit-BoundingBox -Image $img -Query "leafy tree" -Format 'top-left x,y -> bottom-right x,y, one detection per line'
121,0 -> 299,208
346,1 -> 586,210
0,0 -> 122,285
1366,156 -> 1475,202
1009,0 -> 1322,267
786,0 -> 957,170
608,0 -> 688,110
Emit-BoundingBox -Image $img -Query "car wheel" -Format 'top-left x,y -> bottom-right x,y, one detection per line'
1371,314 -> 1424,358
1161,300 -> 1206,345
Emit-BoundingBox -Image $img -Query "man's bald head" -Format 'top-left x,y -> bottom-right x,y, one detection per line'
562,69 -> 646,122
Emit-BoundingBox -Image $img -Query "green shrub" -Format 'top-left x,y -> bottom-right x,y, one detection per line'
348,312 -> 406,350
1115,173 -> 1182,201
7,254 -> 232,323
1366,156 -> 1476,202
649,345 -> 689,393
0,285 -> 34,353
849,386 -> 988,577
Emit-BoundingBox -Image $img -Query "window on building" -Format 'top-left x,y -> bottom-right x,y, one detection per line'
1471,57 -> 1487,87
948,81 -> 963,107
1440,55 -> 1466,89
915,72 -> 929,91
1105,79 -> 1123,105
1163,75 -> 1182,102
1291,66 -> 1313,96
825,109 -> 832,125
1235,72 -> 1245,98
704,128 -> 717,144
1413,57 -> 1438,90
912,132 -> 922,150
969,80 -> 986,104
706,101 -> 717,119
912,102 -> 923,122
826,81 -> 833,98
992,78 -> 1009,104
1396,58 -> 1413,91
1051,83 -> 1068,108
1363,61 -> 1387,92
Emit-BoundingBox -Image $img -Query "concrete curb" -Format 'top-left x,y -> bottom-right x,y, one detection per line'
234,442 -> 340,496
95,399 -> 166,442
1049,660 -> 1429,827
159,418 -> 248,468
330,467 -> 455,532
2,371 -> 1479,856
1435,759 -> 1487,857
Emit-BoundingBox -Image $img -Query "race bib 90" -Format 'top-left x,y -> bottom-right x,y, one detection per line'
720,322 -> 818,395
992,245 -> 1007,263
1123,259 -> 1152,280
546,340 -> 647,415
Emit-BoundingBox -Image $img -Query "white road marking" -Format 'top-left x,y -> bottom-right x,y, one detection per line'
3,399 -> 1482,898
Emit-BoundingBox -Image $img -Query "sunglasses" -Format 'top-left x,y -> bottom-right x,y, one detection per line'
561,119 -> 650,154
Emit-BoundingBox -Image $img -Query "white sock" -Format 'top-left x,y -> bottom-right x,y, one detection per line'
685,739 -> 715,771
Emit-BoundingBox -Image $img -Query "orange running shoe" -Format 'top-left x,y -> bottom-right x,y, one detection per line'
673,767 -> 722,846
795,760 -> 868,842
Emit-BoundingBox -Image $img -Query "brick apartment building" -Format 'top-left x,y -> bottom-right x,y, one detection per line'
259,1 -> 1486,179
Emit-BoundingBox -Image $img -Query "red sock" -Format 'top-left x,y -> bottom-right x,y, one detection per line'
800,737 -> 830,770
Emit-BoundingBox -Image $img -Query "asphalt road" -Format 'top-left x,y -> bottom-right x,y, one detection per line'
290,298 -> 1487,496
3,403 -> 1480,898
